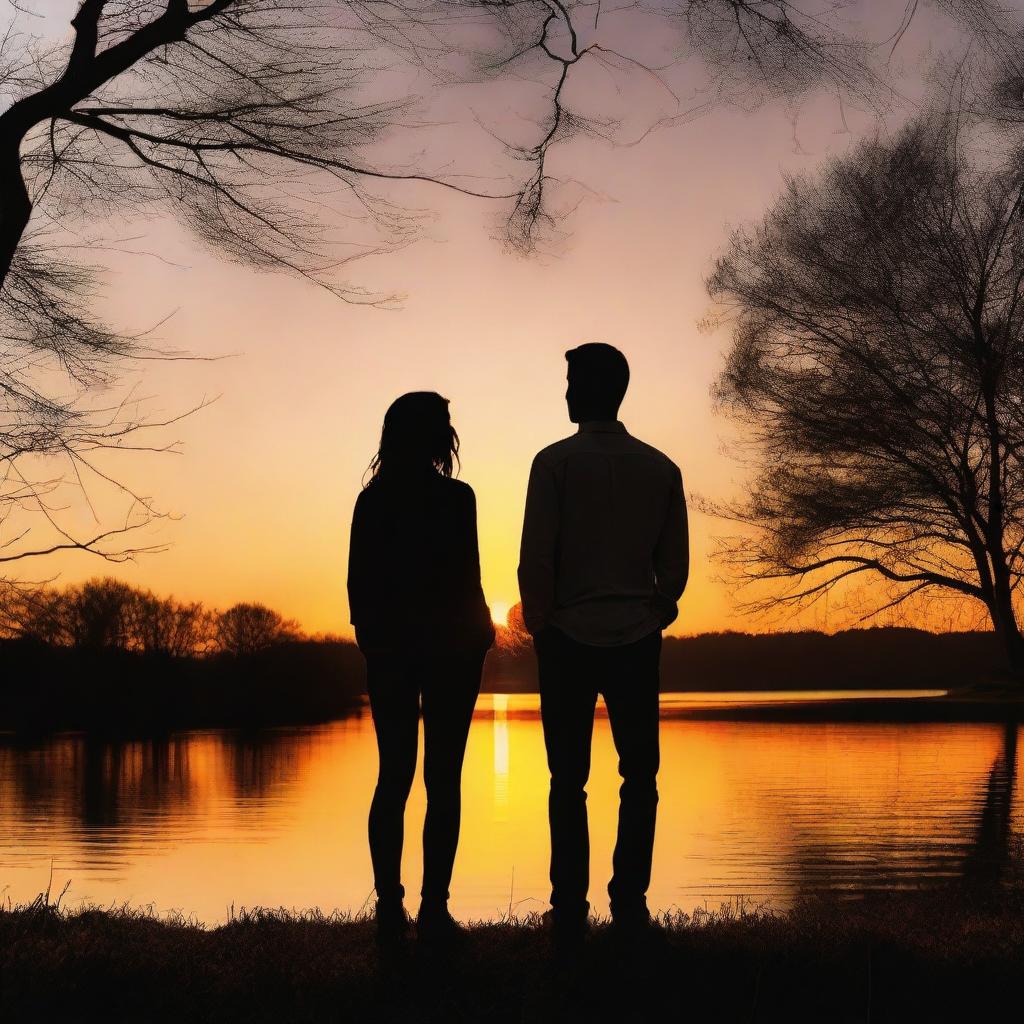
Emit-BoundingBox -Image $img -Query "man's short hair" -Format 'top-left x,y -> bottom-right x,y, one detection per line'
565,343 -> 630,410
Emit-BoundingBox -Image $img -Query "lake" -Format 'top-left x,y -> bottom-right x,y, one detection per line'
1,693 -> 1020,923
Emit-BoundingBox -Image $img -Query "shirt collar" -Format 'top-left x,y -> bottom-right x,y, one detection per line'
578,420 -> 627,434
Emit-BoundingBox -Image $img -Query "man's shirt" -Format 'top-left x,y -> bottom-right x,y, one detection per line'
518,421 -> 689,647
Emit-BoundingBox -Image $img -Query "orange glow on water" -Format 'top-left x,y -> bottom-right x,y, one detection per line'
0,697 -> 1017,924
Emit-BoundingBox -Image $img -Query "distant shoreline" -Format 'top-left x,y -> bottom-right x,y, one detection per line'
485,624 -> 1013,694
1,626 -> 1018,734
479,688 -> 1024,725
655,691 -> 1024,723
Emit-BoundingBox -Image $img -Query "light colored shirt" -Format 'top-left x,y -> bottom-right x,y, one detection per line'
518,421 -> 689,647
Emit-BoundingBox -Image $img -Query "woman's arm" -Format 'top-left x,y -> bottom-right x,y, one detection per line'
458,484 -> 496,649
347,489 -> 382,641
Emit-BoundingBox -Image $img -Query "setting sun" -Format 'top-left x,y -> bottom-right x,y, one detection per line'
491,601 -> 511,628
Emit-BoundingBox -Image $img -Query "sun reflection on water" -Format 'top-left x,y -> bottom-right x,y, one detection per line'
492,693 -> 510,819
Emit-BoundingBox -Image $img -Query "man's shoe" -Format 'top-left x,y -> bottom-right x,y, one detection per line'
542,907 -> 590,952
374,899 -> 411,948
416,903 -> 467,946
610,903 -> 663,944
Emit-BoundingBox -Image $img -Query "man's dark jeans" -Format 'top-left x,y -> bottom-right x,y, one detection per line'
536,627 -> 662,920
366,650 -> 483,907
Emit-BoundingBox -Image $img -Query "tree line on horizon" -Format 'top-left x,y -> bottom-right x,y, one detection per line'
0,581 -> 1006,663
0,580 -> 1009,734
0,578 -> 370,731
0,578 -> 304,659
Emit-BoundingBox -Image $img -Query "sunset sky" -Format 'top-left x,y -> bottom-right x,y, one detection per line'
12,1 -> 965,637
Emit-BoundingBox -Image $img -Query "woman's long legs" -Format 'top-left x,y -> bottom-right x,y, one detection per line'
419,653 -> 484,907
366,655 -> 420,906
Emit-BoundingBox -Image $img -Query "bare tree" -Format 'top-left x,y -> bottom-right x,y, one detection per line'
708,116 -> 1024,671
0,580 -> 77,644
0,1 -> 896,292
2,577 -> 220,655
681,0 -> 880,106
65,575 -> 138,648
214,600 -> 299,655
127,588 -> 213,655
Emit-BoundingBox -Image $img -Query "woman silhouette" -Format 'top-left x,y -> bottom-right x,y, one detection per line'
348,392 -> 495,944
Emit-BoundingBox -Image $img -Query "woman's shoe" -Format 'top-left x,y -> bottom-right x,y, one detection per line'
375,899 -> 411,947
416,902 -> 467,946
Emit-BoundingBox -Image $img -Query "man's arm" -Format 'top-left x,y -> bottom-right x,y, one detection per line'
517,454 -> 559,635
653,465 -> 689,629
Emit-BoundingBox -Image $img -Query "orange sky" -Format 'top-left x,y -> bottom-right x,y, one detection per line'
11,2 -> 969,638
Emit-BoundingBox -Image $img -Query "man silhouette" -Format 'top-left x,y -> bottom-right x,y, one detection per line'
518,343 -> 689,942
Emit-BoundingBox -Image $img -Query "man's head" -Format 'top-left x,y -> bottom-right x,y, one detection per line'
565,343 -> 630,423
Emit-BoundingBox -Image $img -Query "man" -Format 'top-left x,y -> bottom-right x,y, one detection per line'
518,343 -> 689,943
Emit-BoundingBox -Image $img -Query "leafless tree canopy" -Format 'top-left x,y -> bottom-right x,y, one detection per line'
0,575 -> 214,653
0,1 -> 904,289
709,116 -> 1024,668
213,600 -> 299,655
0,1 -> 1021,578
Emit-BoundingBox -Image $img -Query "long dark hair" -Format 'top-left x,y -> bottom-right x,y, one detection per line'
366,391 -> 460,485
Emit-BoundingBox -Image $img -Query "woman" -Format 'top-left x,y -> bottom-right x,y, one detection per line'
347,392 -> 495,944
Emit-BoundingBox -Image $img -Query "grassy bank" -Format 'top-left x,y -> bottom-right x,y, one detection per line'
3,892 -> 1024,1022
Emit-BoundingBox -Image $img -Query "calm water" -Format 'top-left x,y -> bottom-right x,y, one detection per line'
1,693 -> 1020,923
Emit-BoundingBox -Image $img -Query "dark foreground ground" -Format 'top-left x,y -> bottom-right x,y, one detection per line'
3,891 -> 1024,1023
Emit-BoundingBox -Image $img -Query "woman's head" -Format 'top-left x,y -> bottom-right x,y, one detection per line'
368,391 -> 459,484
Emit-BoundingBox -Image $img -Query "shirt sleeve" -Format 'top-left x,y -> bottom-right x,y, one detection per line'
653,465 -> 689,628
517,454 -> 559,635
